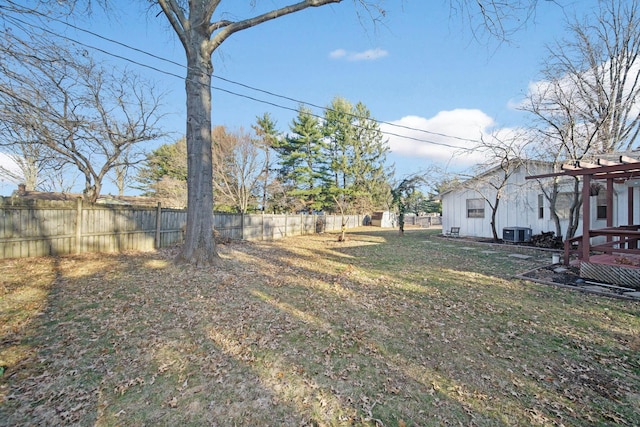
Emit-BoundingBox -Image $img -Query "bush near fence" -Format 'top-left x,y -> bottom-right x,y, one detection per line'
0,197 -> 364,259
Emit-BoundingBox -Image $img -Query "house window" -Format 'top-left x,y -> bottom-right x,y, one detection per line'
466,198 -> 485,218
596,191 -> 607,219
538,194 -> 544,219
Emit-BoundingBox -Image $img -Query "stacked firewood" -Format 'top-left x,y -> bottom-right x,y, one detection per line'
531,231 -> 563,249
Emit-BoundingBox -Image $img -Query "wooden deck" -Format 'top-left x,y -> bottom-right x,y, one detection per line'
577,253 -> 640,287
565,225 -> 640,263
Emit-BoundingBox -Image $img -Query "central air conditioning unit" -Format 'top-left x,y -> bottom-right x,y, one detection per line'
503,227 -> 532,243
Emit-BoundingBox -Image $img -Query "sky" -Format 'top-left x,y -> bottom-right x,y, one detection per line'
0,0 -> 599,196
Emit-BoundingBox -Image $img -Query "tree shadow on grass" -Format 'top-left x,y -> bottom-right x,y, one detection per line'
230,228 -> 640,425
1,252 -> 319,425
1,231 -> 639,425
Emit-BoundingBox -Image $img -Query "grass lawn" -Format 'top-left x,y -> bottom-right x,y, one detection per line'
1,227 -> 639,426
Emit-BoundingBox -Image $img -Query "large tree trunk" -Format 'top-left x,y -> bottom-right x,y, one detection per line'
176,34 -> 219,266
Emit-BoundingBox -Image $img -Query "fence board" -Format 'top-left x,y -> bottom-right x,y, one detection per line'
1,197 -> 365,259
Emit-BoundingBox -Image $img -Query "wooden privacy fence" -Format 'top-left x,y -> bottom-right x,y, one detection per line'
0,197 -> 364,259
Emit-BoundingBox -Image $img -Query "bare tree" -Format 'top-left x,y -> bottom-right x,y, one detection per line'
521,0 -> 640,239
211,126 -> 263,214
521,71 -> 592,240
0,31 -> 167,202
0,91 -> 71,192
461,132 -> 528,242
0,144 -> 40,190
150,175 -> 188,208
252,113 -> 279,213
448,0 -> 541,42
109,145 -> 141,196
556,0 -> 640,153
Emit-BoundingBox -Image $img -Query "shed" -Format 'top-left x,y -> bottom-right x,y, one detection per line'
371,211 -> 395,228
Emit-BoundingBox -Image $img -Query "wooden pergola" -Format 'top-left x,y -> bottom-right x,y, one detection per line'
527,156 -> 640,265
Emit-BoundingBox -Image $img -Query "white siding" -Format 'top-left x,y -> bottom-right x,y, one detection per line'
442,162 -> 639,240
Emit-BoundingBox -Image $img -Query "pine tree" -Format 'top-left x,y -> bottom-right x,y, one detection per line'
136,138 -> 188,193
351,102 -> 392,212
323,97 -> 355,191
321,98 -> 393,213
274,106 -> 330,212
135,138 -> 189,207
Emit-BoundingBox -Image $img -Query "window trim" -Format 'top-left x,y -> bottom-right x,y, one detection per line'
538,194 -> 544,219
466,198 -> 485,218
596,190 -> 607,220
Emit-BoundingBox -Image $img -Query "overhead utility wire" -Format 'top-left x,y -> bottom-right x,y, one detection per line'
0,8 -> 471,150
2,17 -> 451,150
2,1 -> 480,144
2,1 -> 483,146
1,13 -> 461,150
62,16 -> 479,144
1,3 -> 480,147
1,16 -> 307,117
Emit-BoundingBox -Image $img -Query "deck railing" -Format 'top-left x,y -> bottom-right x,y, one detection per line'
564,225 -> 640,264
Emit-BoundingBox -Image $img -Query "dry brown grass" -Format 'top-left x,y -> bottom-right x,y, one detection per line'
1,227 -> 639,426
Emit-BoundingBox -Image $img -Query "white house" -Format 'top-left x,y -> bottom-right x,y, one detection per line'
440,158 -> 640,241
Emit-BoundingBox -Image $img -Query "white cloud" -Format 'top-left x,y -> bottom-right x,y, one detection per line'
329,49 -> 347,59
329,48 -> 388,61
380,109 -> 500,170
513,57 -> 640,118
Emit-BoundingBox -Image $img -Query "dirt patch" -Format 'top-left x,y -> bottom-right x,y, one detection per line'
522,264 -> 582,286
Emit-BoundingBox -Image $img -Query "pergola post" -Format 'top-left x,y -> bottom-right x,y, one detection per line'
606,178 -> 614,228
629,186 -> 635,225
582,174 -> 591,262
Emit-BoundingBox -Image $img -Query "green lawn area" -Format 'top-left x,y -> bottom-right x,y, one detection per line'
1,227 -> 639,426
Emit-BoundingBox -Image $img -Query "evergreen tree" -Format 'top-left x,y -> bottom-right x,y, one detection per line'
274,106 -> 330,212
351,102 -> 392,212
136,138 -> 188,193
392,175 -> 426,235
321,98 -> 392,213
252,113 -> 279,213
323,97 -> 355,192
135,138 -> 188,207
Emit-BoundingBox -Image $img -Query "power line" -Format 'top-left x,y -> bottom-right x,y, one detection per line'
0,4 -> 479,150
2,1 -> 486,147
47,11 -> 480,145
0,2 -> 478,148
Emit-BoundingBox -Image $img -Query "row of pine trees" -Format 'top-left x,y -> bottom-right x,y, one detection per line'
137,97 -> 393,214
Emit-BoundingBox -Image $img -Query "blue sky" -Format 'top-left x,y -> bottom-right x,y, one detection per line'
0,0 -> 597,195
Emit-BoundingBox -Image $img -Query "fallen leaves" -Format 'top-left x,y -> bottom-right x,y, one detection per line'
0,230 -> 639,426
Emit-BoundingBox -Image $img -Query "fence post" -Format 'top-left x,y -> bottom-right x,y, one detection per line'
75,197 -> 82,254
155,202 -> 162,249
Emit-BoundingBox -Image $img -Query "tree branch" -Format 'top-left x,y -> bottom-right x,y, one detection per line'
208,0 -> 341,52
